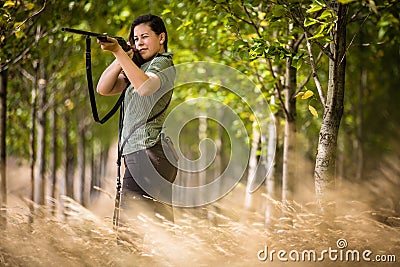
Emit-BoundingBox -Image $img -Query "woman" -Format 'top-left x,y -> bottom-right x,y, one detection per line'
97,14 -> 177,225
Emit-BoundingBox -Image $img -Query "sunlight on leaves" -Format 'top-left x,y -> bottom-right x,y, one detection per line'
302,90 -> 314,99
318,10 -> 334,20
162,9 -> 172,15
338,0 -> 357,4
309,105 -> 319,118
3,0 -> 16,8
304,17 -> 318,27
25,2 -> 35,10
306,4 -> 323,14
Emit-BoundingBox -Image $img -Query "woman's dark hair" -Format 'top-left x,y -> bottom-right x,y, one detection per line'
129,14 -> 168,52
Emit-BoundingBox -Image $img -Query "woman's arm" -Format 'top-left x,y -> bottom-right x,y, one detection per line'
96,59 -> 128,96
113,48 -> 161,96
97,37 -> 161,96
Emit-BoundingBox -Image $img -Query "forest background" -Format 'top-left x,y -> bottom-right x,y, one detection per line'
0,0 -> 399,266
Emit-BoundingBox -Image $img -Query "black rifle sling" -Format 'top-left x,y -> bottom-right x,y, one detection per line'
85,37 -> 125,124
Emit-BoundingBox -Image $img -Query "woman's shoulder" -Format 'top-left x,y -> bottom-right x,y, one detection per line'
158,52 -> 173,58
145,53 -> 174,72
156,52 -> 174,65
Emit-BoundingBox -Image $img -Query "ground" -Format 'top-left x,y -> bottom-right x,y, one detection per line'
1,157 -> 399,266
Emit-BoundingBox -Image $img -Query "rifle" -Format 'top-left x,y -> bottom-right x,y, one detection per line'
62,27 -> 145,67
61,27 -> 132,51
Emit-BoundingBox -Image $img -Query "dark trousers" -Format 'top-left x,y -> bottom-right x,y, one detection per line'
121,141 -> 177,225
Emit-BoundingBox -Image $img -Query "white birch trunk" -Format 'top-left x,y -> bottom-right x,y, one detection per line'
282,25 -> 297,213
35,65 -> 47,206
198,115 -> 207,206
49,103 -> 58,214
314,3 -> 348,216
265,96 -> 277,225
245,120 -> 260,209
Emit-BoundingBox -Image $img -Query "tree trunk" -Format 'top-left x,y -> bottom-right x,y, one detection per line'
49,102 -> 58,214
63,112 -> 74,199
35,63 -> 47,206
198,115 -> 207,205
77,115 -> 86,206
282,25 -> 297,212
245,120 -> 260,209
314,3 -> 348,215
100,145 -> 108,179
0,70 -> 7,225
213,122 -> 222,192
356,67 -> 366,180
29,61 -> 38,220
265,96 -> 277,225
90,143 -> 97,199
90,143 -> 108,199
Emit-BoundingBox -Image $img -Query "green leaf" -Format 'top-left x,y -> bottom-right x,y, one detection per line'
304,18 -> 318,27
308,32 -> 325,40
162,9 -> 172,15
338,0 -> 356,4
306,4 -> 323,14
378,28 -> 386,40
25,2 -> 35,10
293,52 -> 304,61
14,30 -> 25,39
321,35 -> 333,44
272,5 -> 286,17
318,10 -> 334,20
292,53 -> 304,70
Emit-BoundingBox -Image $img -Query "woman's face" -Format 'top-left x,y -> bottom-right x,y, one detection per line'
133,23 -> 165,61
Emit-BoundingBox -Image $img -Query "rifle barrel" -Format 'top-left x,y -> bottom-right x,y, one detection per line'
62,27 -> 131,51
61,27 -> 105,37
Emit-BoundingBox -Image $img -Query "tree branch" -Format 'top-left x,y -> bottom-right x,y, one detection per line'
17,65 -> 35,83
8,0 -> 47,38
305,33 -> 326,107
268,59 -> 289,119
241,0 -> 263,38
1,26 -> 47,72
296,47 -> 325,94
283,0 -> 335,61
239,1 -> 290,117
209,0 -> 254,27
251,63 -> 269,96
293,33 -> 305,51
339,11 -> 370,67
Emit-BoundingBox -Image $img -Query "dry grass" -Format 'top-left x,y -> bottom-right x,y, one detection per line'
1,159 -> 400,266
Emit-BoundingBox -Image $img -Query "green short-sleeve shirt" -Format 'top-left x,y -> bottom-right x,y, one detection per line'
121,53 -> 175,155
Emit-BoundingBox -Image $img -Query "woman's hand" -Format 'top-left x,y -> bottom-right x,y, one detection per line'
97,36 -> 161,96
126,44 -> 134,58
97,37 -> 121,53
